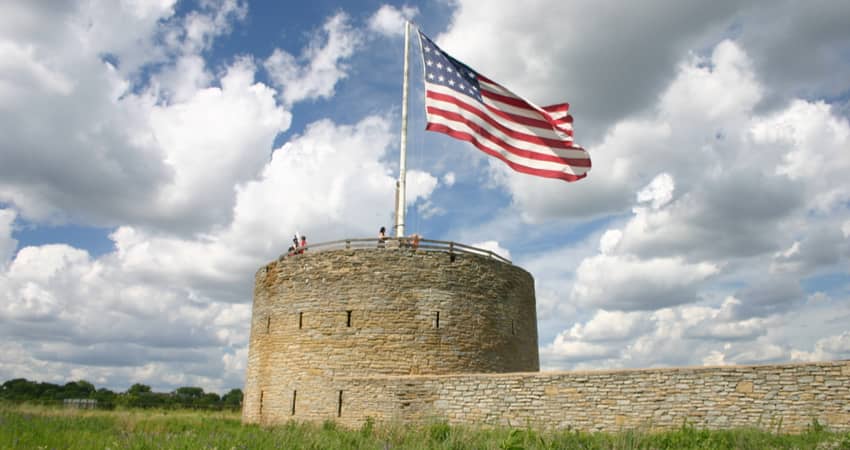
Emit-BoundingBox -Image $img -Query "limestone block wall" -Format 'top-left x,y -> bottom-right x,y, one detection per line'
300,361 -> 850,432
243,248 -> 539,424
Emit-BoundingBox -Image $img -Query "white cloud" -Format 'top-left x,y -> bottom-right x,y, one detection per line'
759,100 -> 850,212
792,332 -> 850,362
264,13 -> 362,106
147,57 -> 290,232
0,0 -> 285,235
368,4 -> 418,37
406,170 -> 440,206
470,240 -> 511,261
566,310 -> 652,342
232,115 -> 404,247
442,172 -> 456,187
598,229 -> 622,255
636,173 -> 675,210
540,334 -> 619,364
179,0 -> 248,54
0,209 -> 17,267
571,252 -> 719,311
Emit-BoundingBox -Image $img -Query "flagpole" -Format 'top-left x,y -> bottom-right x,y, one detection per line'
394,21 -> 411,238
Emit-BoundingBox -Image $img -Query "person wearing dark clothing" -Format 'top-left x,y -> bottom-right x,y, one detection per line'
378,226 -> 387,247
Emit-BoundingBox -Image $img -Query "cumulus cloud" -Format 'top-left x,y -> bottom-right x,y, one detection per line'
524,31 -> 850,369
442,172 -> 456,187
0,238 -> 251,391
368,4 -> 419,37
436,1 -> 757,141
770,226 -> 850,275
564,310 -> 652,342
0,209 -> 17,267
264,13 -> 362,106
636,173 -> 675,210
792,332 -> 850,362
571,253 -> 719,311
540,334 -> 619,365
0,0 -> 288,236
470,240 -> 511,261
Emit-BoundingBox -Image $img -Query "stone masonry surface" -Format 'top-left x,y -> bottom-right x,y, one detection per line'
242,247 -> 850,432
243,247 -> 539,425
332,361 -> 850,432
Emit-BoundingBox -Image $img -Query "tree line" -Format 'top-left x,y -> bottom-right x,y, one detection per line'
0,378 -> 243,410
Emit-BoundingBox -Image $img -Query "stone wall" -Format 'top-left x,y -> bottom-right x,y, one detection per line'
286,360 -> 850,432
242,247 -> 850,432
243,247 -> 539,424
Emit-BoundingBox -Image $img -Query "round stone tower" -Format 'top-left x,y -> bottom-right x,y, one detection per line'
242,241 -> 538,424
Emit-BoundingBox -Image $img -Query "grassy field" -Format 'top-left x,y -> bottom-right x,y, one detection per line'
2,403 -> 850,449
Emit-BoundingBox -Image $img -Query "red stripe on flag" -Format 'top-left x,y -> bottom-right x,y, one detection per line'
480,89 -> 574,135
426,123 -> 587,182
426,106 -> 591,167
543,103 -> 570,113
426,91 -> 575,148
481,102 -> 574,137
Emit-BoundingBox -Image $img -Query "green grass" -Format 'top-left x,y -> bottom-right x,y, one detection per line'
2,403 -> 849,449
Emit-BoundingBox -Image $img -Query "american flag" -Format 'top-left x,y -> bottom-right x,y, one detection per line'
418,30 -> 591,182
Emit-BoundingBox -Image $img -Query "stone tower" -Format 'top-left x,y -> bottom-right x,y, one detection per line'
242,242 -> 538,424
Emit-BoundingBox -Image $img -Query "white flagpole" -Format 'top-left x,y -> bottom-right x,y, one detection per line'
395,21 -> 411,238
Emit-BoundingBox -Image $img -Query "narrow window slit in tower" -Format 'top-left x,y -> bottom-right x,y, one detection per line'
337,390 -> 343,417
266,316 -> 271,333
346,310 -> 352,327
259,390 -> 264,415
435,311 -> 440,329
511,319 -> 515,335
298,312 -> 303,329
291,390 -> 297,415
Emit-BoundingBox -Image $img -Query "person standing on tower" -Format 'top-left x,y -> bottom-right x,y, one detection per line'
378,226 -> 387,247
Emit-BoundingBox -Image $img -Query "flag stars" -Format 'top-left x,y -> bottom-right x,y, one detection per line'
428,73 -> 435,80
448,79 -> 455,86
438,75 -> 445,82
426,59 -> 433,66
436,62 -> 443,69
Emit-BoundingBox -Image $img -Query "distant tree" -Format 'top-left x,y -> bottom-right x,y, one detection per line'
174,386 -> 205,408
124,383 -> 167,408
1,378 -> 39,402
199,392 -> 220,409
61,380 -> 96,399
222,388 -> 243,410
174,386 -> 204,399
127,383 -> 152,395
2,378 -> 240,411
92,388 -> 116,409
38,382 -> 61,401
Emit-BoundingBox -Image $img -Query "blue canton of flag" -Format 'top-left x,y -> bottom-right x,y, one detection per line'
422,40 -> 483,103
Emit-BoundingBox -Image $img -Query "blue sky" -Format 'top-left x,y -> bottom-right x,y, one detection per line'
2,0 -> 850,393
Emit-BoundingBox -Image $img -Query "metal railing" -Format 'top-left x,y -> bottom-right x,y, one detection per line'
278,237 -> 512,265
